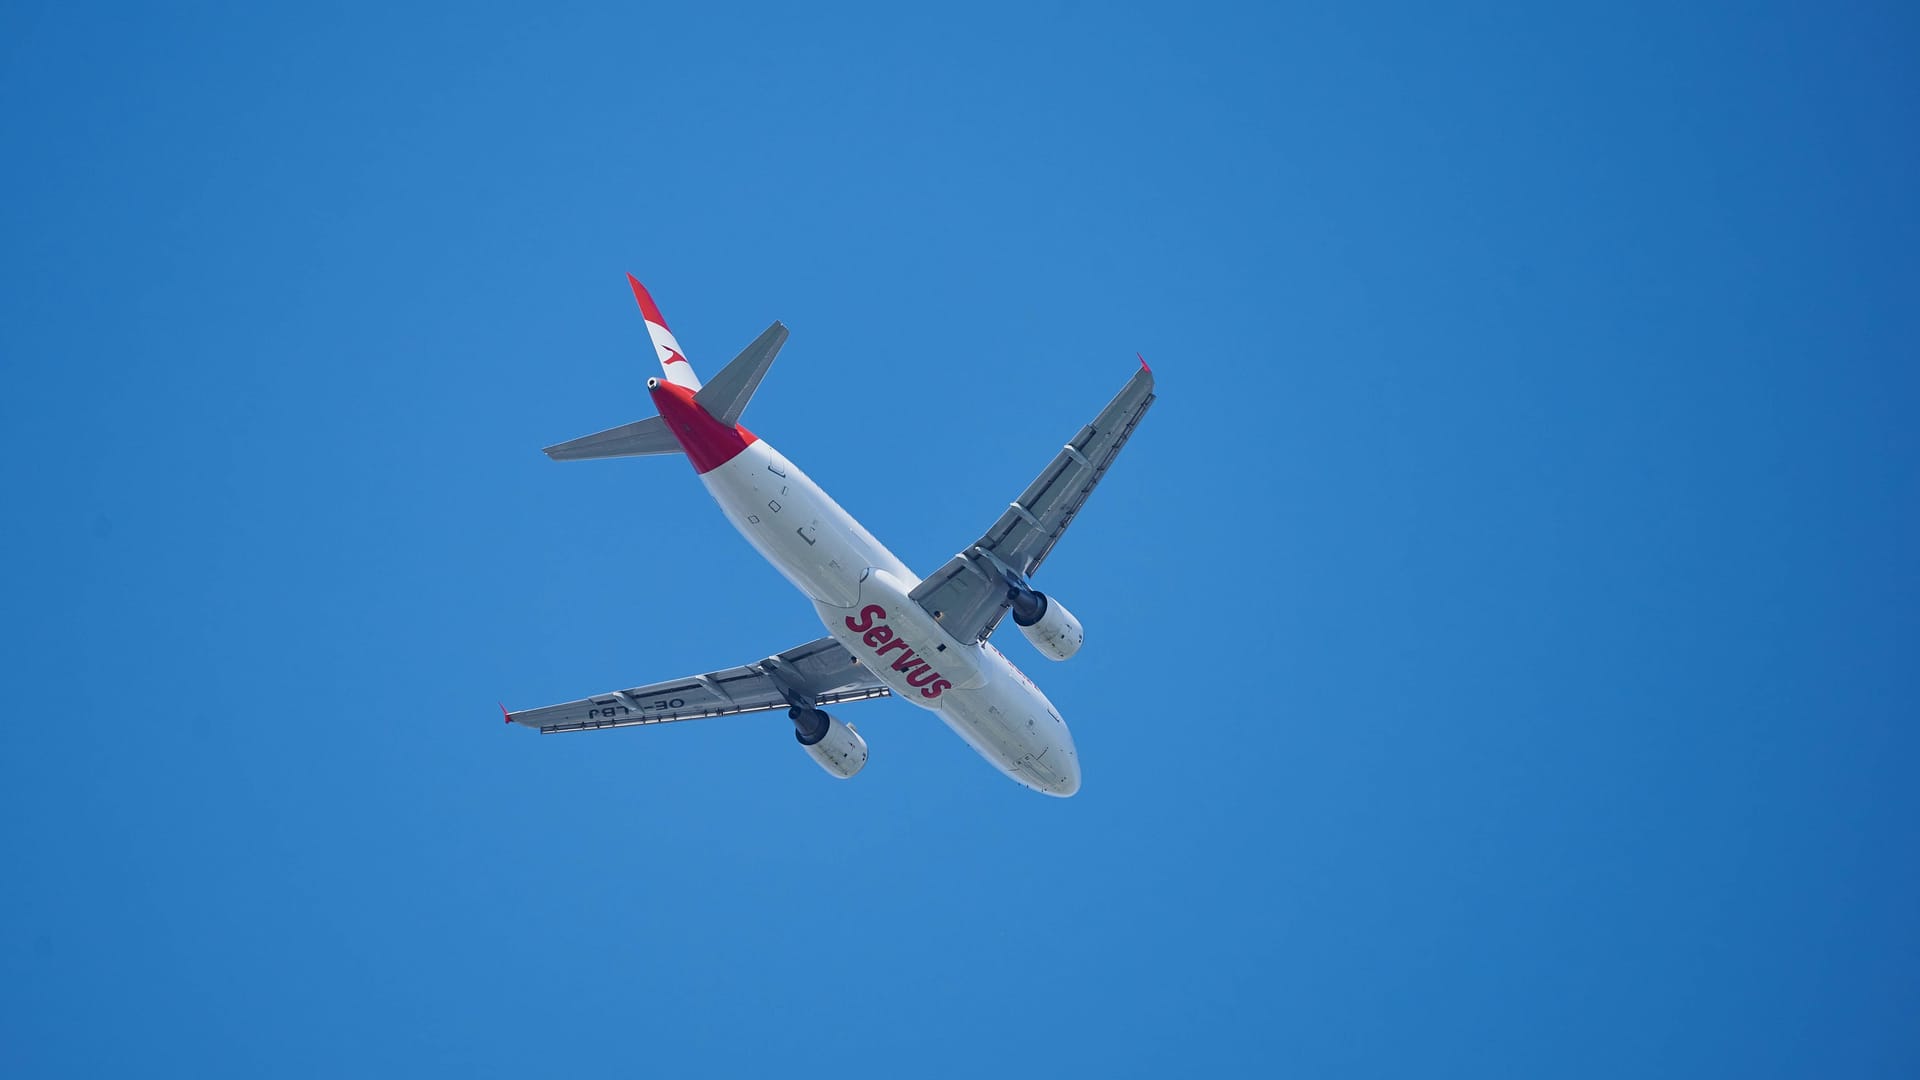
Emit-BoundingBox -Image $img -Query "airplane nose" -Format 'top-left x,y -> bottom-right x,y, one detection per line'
1049,751 -> 1081,797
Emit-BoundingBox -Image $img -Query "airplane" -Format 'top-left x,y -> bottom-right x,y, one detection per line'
504,277 -> 1155,796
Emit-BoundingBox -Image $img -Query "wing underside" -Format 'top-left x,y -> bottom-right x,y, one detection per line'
507,635 -> 889,734
910,364 -> 1155,645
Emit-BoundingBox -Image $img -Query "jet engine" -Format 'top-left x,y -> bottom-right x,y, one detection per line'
1009,587 -> 1084,661
791,707 -> 868,779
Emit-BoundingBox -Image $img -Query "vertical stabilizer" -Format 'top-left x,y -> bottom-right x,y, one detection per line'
628,275 -> 702,391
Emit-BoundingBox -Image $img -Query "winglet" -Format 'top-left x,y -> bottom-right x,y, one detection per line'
1138,352 -> 1151,373
500,701 -> 512,725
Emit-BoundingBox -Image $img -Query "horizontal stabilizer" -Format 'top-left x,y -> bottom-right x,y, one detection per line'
543,415 -> 683,461
693,321 -> 788,428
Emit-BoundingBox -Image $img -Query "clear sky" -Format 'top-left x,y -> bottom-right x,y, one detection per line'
3,2 -> 1916,1076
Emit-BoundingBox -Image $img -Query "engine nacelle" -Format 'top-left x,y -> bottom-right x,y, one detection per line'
791,707 -> 868,779
1010,588 -> 1084,661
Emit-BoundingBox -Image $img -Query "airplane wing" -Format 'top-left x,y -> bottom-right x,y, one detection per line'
506,635 -> 890,734
909,362 -> 1156,645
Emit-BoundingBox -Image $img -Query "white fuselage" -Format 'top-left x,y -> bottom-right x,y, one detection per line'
700,438 -> 1081,796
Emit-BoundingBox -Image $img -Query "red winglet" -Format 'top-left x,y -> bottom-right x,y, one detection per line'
627,274 -> 670,328
500,702 -> 512,725
1138,352 -> 1152,373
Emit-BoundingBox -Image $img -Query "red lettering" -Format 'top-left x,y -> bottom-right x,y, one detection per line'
844,604 -> 886,633
846,606 -> 953,698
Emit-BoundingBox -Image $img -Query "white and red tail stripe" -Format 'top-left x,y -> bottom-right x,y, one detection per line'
627,275 -> 702,391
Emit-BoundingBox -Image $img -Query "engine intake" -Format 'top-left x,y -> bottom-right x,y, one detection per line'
791,707 -> 868,779
1010,588 -> 1084,661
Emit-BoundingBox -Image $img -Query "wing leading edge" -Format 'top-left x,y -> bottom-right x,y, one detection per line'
507,636 -> 890,734
910,362 -> 1156,645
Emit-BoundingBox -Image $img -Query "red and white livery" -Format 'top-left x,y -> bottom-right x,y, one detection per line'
506,277 -> 1155,796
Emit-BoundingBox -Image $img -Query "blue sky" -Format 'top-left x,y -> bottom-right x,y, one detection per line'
3,2 -> 1916,1076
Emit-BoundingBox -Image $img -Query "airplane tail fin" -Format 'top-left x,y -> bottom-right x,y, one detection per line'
545,278 -> 790,464
628,275 -> 702,391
